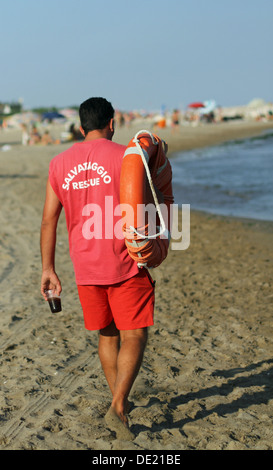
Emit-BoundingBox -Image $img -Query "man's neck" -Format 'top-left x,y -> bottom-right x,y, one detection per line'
84,128 -> 113,142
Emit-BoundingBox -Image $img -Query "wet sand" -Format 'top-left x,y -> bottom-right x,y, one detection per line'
0,120 -> 273,450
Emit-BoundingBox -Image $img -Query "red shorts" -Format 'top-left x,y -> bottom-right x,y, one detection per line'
77,269 -> 155,331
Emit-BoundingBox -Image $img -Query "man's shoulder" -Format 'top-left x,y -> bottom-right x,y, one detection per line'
101,139 -> 126,152
50,144 -> 76,166
94,139 -> 126,160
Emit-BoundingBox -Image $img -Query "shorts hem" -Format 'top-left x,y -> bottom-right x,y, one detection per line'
115,320 -> 154,331
84,320 -> 113,331
84,320 -> 154,332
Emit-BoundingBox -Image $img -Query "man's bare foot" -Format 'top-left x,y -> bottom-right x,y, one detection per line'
105,407 -> 135,441
125,400 -> 134,414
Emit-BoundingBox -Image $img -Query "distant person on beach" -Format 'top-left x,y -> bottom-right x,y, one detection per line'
40,97 -> 155,440
29,125 -> 41,145
69,123 -> 84,141
21,124 -> 30,145
41,130 -> 54,145
171,109 -> 180,132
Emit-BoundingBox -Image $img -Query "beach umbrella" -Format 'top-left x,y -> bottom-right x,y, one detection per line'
188,102 -> 204,108
42,111 -> 66,121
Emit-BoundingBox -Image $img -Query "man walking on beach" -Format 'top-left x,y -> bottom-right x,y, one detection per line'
40,97 -> 155,440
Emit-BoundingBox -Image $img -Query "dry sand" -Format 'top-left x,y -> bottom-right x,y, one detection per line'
0,120 -> 273,450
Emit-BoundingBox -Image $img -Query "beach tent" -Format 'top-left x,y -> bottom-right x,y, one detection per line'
247,98 -> 266,108
199,100 -> 217,115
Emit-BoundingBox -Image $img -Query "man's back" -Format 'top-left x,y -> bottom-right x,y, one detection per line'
49,138 -> 138,285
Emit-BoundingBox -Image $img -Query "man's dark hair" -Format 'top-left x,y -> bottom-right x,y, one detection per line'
79,97 -> 114,135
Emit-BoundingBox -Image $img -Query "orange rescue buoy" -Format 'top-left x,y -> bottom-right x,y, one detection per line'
120,130 -> 174,268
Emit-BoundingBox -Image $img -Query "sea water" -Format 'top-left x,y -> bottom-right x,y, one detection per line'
171,130 -> 273,221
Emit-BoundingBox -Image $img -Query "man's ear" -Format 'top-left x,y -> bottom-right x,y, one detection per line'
79,126 -> 85,137
109,118 -> 115,132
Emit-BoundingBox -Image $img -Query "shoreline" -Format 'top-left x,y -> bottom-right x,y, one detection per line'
188,208 -> 273,233
153,120 -> 273,226
188,207 -> 273,230
114,119 -> 273,155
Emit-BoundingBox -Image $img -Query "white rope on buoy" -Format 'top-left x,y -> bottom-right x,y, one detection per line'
130,130 -> 168,240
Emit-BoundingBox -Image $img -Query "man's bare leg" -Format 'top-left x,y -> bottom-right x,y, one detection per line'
99,324 -> 148,439
111,328 -> 148,422
99,321 -> 120,395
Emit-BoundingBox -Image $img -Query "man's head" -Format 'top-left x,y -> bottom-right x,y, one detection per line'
79,97 -> 115,137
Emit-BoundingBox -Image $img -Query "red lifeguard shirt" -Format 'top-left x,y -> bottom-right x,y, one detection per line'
49,138 -> 139,285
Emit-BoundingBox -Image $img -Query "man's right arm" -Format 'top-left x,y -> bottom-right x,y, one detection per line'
40,178 -> 63,300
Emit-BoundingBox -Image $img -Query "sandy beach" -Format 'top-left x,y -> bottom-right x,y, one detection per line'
0,119 -> 273,450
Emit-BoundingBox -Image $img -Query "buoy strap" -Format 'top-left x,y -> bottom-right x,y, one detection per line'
123,146 -> 149,164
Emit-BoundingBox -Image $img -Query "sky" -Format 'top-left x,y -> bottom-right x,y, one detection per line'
1,0 -> 272,112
